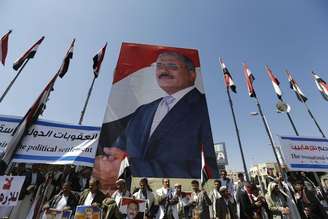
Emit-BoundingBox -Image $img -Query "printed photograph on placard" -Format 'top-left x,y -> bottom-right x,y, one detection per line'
93,42 -> 218,194
119,197 -> 146,219
74,205 -> 102,219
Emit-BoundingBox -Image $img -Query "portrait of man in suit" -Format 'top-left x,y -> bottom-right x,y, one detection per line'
93,43 -> 218,194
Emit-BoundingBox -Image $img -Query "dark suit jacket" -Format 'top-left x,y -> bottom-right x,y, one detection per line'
216,197 -> 237,219
108,88 -> 218,178
78,189 -> 106,206
237,190 -> 256,219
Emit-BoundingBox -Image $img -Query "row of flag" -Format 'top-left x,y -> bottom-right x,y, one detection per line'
0,30 -> 108,171
0,30 -> 107,78
220,58 -> 328,103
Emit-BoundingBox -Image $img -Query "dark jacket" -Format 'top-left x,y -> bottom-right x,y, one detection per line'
237,190 -> 256,219
48,191 -> 79,212
78,189 -> 106,206
216,197 -> 237,219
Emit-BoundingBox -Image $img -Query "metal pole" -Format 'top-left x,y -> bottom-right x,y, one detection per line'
255,99 -> 301,218
79,76 -> 96,125
255,96 -> 283,175
226,87 -> 250,181
286,112 -> 299,136
0,58 -> 30,102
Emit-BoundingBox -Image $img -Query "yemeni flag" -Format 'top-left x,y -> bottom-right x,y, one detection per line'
312,72 -> 328,101
58,39 -> 75,78
265,65 -> 282,99
2,73 -> 58,164
201,144 -> 211,187
13,36 -> 45,71
286,71 -> 307,102
243,63 -> 256,97
93,43 -> 107,78
219,58 -> 236,93
0,30 -> 12,66
117,155 -> 131,190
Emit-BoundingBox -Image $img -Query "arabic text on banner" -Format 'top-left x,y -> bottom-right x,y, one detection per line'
278,135 -> 328,172
0,115 -> 100,167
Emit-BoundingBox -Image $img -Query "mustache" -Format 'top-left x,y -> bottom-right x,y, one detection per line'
158,72 -> 174,79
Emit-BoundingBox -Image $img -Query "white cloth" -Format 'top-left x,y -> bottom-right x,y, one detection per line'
150,86 -> 194,136
55,195 -> 68,210
83,192 -> 95,206
133,189 -> 155,212
210,189 -> 221,218
112,190 -> 131,207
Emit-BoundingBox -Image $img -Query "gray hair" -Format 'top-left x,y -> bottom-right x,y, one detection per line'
156,51 -> 196,72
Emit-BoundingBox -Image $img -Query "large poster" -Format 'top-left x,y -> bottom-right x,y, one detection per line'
278,135 -> 328,172
93,43 -> 218,194
0,115 -> 100,167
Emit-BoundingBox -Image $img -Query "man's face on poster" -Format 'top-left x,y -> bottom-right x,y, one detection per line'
93,147 -> 125,194
127,202 -> 139,219
156,53 -> 196,95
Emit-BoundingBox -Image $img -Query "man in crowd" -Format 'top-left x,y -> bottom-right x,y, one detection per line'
78,177 -> 106,207
190,180 -> 212,219
43,182 -> 79,215
112,179 -> 131,207
133,178 -> 157,218
265,168 -> 276,190
293,180 -> 327,218
174,183 -> 190,219
209,179 -> 221,219
215,186 -> 237,219
156,178 -> 178,219
236,182 -> 256,219
219,170 -> 234,197
265,182 -> 290,218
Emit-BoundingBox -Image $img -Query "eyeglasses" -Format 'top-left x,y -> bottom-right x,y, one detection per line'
156,62 -> 179,71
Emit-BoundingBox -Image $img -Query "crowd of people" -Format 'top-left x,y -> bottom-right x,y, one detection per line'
0,164 -> 328,219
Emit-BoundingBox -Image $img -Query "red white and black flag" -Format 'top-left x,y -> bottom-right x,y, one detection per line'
201,144 -> 211,187
312,71 -> 328,101
0,30 -> 12,66
93,43 -> 107,78
243,63 -> 256,97
286,71 -> 307,102
58,39 -> 75,78
13,36 -> 45,71
219,58 -> 236,93
265,65 -> 282,99
2,73 -> 58,164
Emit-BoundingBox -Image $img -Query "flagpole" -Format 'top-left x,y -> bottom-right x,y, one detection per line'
0,58 -> 30,103
79,75 -> 97,125
254,96 -> 283,175
226,87 -> 250,181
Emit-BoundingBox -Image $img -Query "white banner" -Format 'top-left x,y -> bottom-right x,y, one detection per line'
0,115 -> 100,167
0,176 -> 25,206
278,135 -> 328,172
